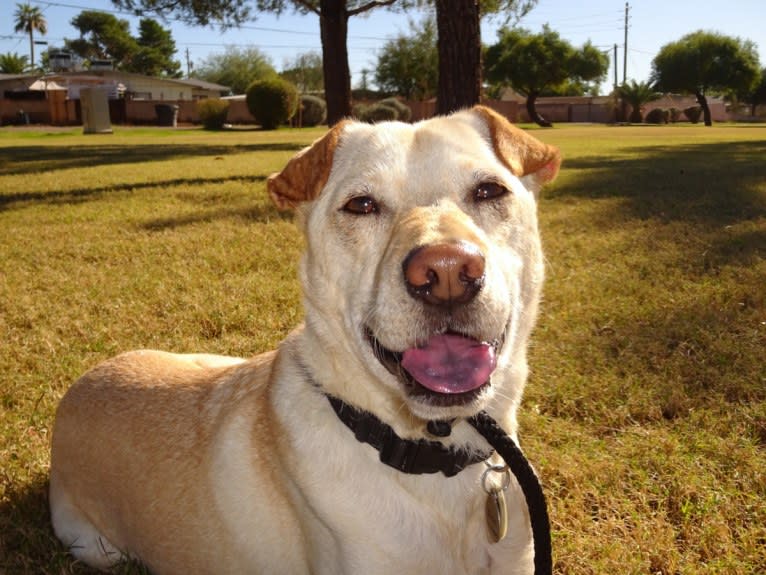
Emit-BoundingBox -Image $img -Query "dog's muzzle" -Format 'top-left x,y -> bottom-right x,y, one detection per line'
366,240 -> 503,407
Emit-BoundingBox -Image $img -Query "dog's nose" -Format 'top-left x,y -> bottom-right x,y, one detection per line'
403,242 -> 485,306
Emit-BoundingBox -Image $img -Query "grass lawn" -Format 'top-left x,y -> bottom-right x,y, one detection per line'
1,122 -> 764,574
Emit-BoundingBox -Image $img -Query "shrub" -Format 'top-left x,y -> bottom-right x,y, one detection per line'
246,78 -> 298,130
378,97 -> 412,122
683,105 -> 702,124
196,99 -> 230,130
299,95 -> 326,127
358,103 -> 398,123
351,103 -> 369,119
645,108 -> 669,124
668,107 -> 682,123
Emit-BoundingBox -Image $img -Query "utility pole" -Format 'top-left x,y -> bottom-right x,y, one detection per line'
613,44 -> 618,89
185,48 -> 193,78
623,2 -> 629,84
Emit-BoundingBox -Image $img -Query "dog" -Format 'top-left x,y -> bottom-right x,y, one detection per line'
49,105 -> 560,575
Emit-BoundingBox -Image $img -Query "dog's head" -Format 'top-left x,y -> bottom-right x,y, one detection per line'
268,106 -> 560,424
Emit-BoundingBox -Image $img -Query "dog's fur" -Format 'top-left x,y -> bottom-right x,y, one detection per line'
49,106 -> 560,575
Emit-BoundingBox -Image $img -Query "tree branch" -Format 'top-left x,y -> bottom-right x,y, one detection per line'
291,0 -> 321,16
348,0 -> 397,17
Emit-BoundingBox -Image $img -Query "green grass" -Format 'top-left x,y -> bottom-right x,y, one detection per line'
1,123 -> 764,574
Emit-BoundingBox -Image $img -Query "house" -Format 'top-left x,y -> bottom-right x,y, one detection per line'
0,71 -> 230,125
39,70 -> 230,101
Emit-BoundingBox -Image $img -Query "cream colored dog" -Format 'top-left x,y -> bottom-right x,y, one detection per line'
50,106 -> 560,575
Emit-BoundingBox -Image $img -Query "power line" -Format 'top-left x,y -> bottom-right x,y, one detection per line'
522,9 -> 623,24
629,47 -> 656,56
28,0 -> 392,41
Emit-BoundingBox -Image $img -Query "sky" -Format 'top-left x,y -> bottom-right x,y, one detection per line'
2,0 -> 765,93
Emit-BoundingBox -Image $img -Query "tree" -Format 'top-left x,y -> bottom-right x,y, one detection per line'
280,52 -> 324,93
570,41 -> 609,96
651,30 -> 760,126
434,0 -> 481,114
196,47 -> 277,95
0,52 -> 29,74
66,11 -> 139,68
113,0 -> 253,27
131,18 -> 181,77
13,3 -> 47,71
420,0 -> 536,114
110,0 -> 536,122
743,68 -> 766,116
485,25 -> 608,127
65,11 -> 180,76
112,0 -> 398,125
375,18 -> 438,100
617,80 -> 661,123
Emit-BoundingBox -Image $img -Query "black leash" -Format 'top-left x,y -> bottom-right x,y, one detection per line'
468,411 -> 552,575
326,395 -> 553,574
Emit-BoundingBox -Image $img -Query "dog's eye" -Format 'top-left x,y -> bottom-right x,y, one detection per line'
342,196 -> 380,215
474,182 -> 509,202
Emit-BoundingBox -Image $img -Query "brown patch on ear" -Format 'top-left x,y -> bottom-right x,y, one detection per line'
267,120 -> 349,209
472,105 -> 561,187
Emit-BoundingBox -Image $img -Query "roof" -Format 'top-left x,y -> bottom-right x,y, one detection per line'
6,71 -> 230,93
0,73 -> 38,82
28,78 -> 66,90
84,70 -> 230,92
176,77 -> 231,92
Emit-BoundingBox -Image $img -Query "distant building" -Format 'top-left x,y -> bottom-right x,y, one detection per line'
0,71 -> 231,125
49,51 -> 78,73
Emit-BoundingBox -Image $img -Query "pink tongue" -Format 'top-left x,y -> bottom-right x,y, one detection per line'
401,334 -> 496,394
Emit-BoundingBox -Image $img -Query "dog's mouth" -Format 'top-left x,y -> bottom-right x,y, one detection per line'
366,328 -> 503,407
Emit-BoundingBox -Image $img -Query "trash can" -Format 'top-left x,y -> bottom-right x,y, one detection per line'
155,104 -> 179,127
17,109 -> 30,125
81,88 -> 113,134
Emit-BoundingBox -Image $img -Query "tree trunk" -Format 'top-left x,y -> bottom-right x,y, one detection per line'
435,0 -> 481,115
526,92 -> 552,127
319,0 -> 352,126
696,91 -> 712,126
29,30 -> 35,70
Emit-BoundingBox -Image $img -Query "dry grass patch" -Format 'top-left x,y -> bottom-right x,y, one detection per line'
526,124 -> 766,574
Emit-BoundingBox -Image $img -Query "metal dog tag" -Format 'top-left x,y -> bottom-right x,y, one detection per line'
482,463 -> 511,543
485,488 -> 509,543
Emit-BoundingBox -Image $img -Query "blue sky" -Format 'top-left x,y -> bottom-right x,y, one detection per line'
2,0 -> 764,93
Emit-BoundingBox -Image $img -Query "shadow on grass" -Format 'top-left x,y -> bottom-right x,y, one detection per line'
551,138 -> 766,271
0,476 -> 84,574
140,201 -> 293,231
552,139 -> 766,225
540,137 -> 766,421
0,174 -> 270,212
0,475 -> 145,574
0,141 -> 305,178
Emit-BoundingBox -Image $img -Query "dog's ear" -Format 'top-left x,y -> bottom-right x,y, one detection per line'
267,120 -> 349,209
472,106 -> 561,192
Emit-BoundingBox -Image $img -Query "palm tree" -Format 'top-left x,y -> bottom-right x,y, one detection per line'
14,3 -> 48,71
618,80 -> 661,123
0,52 -> 30,74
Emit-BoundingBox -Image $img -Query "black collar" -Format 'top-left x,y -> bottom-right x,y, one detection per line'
326,395 -> 492,477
